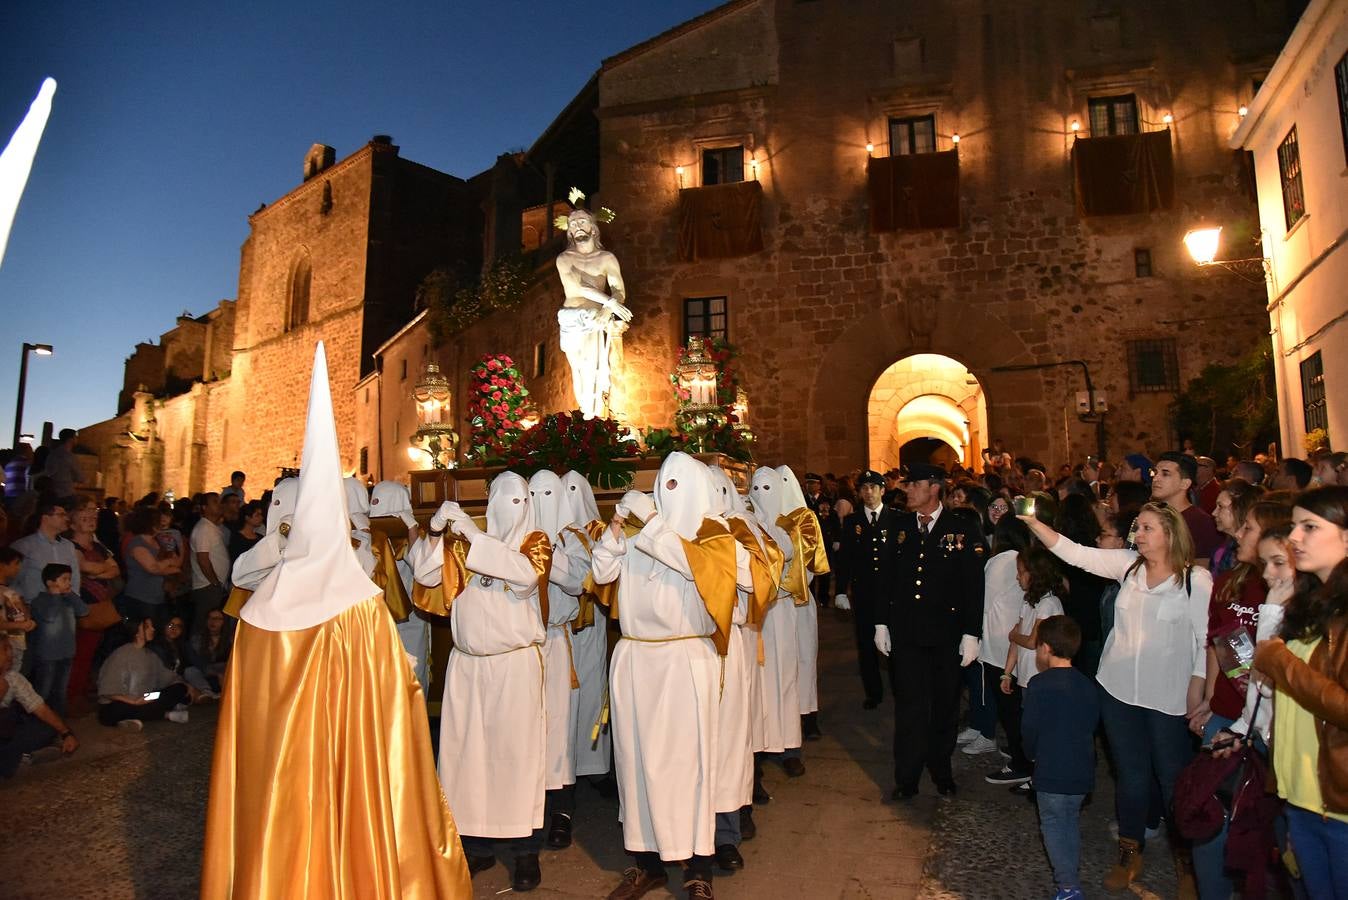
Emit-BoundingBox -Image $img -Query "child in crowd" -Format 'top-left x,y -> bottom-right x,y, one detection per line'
1022,615 -> 1100,900
989,546 -> 1064,787
27,563 -> 89,716
0,547 -> 34,675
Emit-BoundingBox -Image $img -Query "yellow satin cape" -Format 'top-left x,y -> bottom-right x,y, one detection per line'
410,530 -> 553,628
200,593 -> 471,900
590,518 -> 646,622
680,519 -> 738,657
727,517 -> 785,626
777,507 -> 831,606
368,519 -> 413,622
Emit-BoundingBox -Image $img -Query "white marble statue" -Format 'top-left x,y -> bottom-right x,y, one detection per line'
555,206 -> 631,418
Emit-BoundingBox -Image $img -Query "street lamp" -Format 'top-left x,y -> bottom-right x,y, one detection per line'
1183,226 -> 1271,284
12,342 -> 53,449
407,363 -> 459,469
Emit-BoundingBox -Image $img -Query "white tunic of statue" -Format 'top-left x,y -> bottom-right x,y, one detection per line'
592,455 -> 718,861
706,466 -> 756,814
778,466 -> 820,716
563,470 -> 611,778
408,474 -> 546,838
371,480 -> 431,695
529,470 -> 589,791
750,467 -> 801,753
554,208 -> 631,419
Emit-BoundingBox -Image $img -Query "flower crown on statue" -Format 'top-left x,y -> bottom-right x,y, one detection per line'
553,187 -> 616,232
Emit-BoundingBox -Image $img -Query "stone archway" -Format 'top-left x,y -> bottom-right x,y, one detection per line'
867,353 -> 988,472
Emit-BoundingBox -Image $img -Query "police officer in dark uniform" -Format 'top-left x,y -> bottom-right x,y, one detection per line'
834,470 -> 894,709
874,464 -> 985,800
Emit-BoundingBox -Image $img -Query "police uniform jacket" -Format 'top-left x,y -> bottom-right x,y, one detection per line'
880,505 -> 985,648
837,506 -> 900,598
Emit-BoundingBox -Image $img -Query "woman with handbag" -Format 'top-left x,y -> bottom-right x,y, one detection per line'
1252,486 -> 1348,898
66,497 -> 122,709
1022,502 -> 1212,894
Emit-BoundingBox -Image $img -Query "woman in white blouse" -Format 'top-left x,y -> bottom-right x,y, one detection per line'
1020,502 -> 1211,894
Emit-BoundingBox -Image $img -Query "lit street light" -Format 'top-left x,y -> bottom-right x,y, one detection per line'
12,341 -> 53,449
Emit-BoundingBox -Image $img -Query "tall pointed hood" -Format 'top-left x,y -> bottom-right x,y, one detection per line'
529,469 -> 574,542
241,343 -> 380,631
655,451 -> 712,541
562,470 -> 601,526
776,466 -> 809,515
750,466 -> 783,525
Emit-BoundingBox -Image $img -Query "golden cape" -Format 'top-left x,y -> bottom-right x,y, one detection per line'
680,518 -> 739,657
200,593 -> 471,899
411,530 -> 553,627
777,507 -> 831,606
727,516 -> 785,625
368,518 -> 413,622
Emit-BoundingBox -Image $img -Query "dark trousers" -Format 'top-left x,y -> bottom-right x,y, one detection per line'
811,573 -> 832,607
984,663 -> 1031,774
546,783 -> 575,817
851,592 -> 885,702
890,643 -> 961,789
462,831 -> 544,860
0,709 -> 57,777
632,850 -> 714,884
96,682 -> 190,726
1098,687 -> 1193,847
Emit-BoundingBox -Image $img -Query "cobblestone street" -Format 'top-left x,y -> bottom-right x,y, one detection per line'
5,611 -> 1180,899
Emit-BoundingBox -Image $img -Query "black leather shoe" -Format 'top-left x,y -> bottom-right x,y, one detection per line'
752,766 -> 771,805
589,774 -> 619,799
782,757 -> 806,778
891,786 -> 918,801
546,812 -> 573,849
862,697 -> 880,710
801,713 -> 822,740
739,806 -> 757,841
512,854 -> 541,892
467,853 -> 495,876
936,781 -> 958,797
715,843 -> 744,871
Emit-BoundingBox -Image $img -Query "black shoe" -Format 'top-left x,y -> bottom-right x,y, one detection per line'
739,806 -> 757,841
1011,779 -> 1034,797
715,843 -> 744,871
782,757 -> 806,778
891,786 -> 918,801
512,854 -> 541,892
590,774 -> 619,799
752,778 -> 771,805
984,766 -> 1031,786
862,697 -> 880,710
467,853 -> 496,876
546,812 -> 573,849
936,781 -> 958,797
801,713 -> 822,740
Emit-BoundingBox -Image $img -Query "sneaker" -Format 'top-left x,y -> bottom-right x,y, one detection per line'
984,766 -> 1031,786
166,709 -> 190,724
1053,888 -> 1084,900
117,719 -> 144,732
960,735 -> 1000,755
26,744 -> 62,765
1012,779 -> 1034,796
956,726 -> 981,745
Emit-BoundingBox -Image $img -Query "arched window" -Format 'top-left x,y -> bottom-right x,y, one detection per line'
287,253 -> 312,331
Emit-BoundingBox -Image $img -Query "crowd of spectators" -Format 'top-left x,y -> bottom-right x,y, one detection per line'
0,464 -> 258,776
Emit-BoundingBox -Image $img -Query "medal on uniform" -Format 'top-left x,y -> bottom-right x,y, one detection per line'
855,524 -> 863,535
480,575 -> 494,588
955,534 -> 965,551
897,530 -> 907,544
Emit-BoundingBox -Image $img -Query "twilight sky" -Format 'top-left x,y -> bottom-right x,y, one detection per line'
0,0 -> 724,445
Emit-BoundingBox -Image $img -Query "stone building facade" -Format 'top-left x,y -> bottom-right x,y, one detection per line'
80,0 -> 1308,497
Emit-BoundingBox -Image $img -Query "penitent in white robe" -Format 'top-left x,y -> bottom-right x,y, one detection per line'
409,533 -> 546,838
543,533 -> 588,791
715,577 -> 755,814
796,589 -> 819,715
755,525 -> 800,753
592,515 -> 719,861
571,610 -> 610,777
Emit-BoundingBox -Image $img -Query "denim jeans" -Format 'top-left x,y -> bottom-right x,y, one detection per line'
1098,687 -> 1194,847
30,656 -> 72,717
1037,792 -> 1086,890
965,661 -> 996,739
1286,805 -> 1348,898
1192,714 -> 1238,900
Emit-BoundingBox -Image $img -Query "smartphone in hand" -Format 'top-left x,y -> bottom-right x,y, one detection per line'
143,691 -> 161,701
1013,496 -> 1036,518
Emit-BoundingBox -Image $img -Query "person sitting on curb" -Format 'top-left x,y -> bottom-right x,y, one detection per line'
0,637 -> 78,777
96,617 -> 195,731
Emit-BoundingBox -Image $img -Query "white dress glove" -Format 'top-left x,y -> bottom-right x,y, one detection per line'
834,593 -> 851,611
617,490 -> 656,524
874,624 -> 891,656
429,501 -> 463,533
449,514 -> 480,540
959,634 -> 980,667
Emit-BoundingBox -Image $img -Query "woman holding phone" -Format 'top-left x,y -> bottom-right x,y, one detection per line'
1020,502 -> 1211,894
95,617 -> 194,731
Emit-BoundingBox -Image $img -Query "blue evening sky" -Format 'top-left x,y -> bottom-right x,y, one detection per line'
0,0 -> 723,444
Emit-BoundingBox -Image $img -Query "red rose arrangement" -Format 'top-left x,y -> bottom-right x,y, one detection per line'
465,354 -> 534,463
505,411 -> 638,489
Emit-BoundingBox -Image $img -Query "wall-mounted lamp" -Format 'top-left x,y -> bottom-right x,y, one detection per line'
951,133 -> 961,145
675,165 -> 685,188
865,142 -> 874,155
1162,113 -> 1174,124
1238,106 -> 1249,118
749,157 -> 759,180
1183,225 -> 1270,284
1070,120 -> 1081,132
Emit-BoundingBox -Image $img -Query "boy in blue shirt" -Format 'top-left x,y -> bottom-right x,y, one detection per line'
28,564 -> 89,716
1022,615 -> 1099,900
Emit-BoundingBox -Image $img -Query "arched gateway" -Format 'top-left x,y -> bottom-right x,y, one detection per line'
868,354 -> 989,472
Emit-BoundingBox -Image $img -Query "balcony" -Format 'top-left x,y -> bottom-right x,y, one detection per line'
677,180 -> 765,262
867,150 -> 961,232
1071,129 -> 1174,217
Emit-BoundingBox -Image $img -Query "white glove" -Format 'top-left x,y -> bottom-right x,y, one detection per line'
834,593 -> 851,611
959,634 -> 979,667
874,624 -> 891,656
617,490 -> 656,524
449,515 -> 481,540
429,501 -> 463,533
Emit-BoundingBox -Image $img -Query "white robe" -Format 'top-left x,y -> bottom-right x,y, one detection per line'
592,516 -> 718,861
795,587 -> 819,715
543,533 -> 588,791
755,524 -> 800,753
409,533 -> 546,838
715,586 -> 754,814
571,530 -> 612,777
